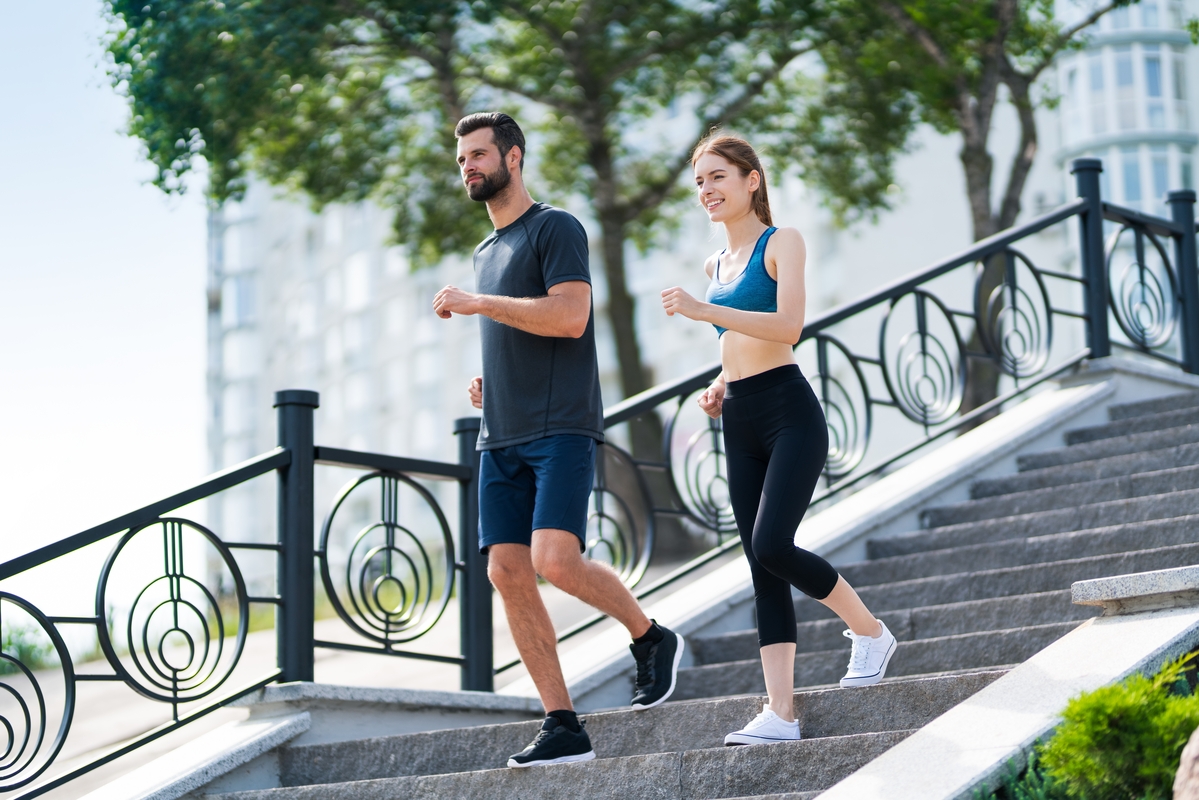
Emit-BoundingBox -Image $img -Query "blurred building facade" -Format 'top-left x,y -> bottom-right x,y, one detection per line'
205,1 -> 1199,569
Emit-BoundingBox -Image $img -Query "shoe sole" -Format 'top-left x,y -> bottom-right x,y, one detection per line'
631,632 -> 685,710
507,751 -> 596,768
724,733 -> 802,746
838,636 -> 897,688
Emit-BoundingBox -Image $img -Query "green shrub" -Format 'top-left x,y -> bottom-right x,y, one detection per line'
1039,654 -> 1199,800
976,654 -> 1199,800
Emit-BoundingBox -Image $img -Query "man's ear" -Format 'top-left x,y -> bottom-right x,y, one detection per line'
509,145 -> 523,171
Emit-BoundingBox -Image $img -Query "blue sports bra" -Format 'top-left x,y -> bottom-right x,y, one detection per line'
705,227 -> 778,336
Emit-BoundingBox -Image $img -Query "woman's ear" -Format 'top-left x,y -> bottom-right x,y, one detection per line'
748,169 -> 761,193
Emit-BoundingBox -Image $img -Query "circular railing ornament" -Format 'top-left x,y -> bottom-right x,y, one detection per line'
1106,224 -> 1179,350
587,443 -> 654,588
666,396 -> 737,537
805,334 -> 872,478
319,472 -> 455,647
0,593 -> 74,791
974,249 -> 1053,379
96,518 -> 248,705
880,290 -> 967,426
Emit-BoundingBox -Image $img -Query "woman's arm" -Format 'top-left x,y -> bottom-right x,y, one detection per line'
661,228 -> 807,345
697,372 -> 726,419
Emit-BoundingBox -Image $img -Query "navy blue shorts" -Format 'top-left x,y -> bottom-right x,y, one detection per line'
478,435 -> 596,554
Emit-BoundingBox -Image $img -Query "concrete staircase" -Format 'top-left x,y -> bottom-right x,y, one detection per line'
198,390 -> 1199,800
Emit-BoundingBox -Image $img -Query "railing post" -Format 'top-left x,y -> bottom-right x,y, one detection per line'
1072,157 -> 1111,359
275,389 -> 319,683
454,416 -> 492,692
1170,189 -> 1199,373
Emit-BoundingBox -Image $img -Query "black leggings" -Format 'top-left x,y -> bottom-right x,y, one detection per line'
723,364 -> 839,648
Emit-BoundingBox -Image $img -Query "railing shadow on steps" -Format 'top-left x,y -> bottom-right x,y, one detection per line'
0,158 -> 1198,797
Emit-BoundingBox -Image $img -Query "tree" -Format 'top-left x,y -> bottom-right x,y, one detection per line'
105,0 -> 860,458
795,0 -> 1134,417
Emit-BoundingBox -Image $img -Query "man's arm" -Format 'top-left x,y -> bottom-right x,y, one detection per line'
433,280 -> 591,339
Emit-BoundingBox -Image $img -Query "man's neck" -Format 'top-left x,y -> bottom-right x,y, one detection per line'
486,183 -> 537,229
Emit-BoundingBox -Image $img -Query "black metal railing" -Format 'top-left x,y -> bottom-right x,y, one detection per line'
539,158 -> 1199,666
4,157 -> 1199,793
0,394 -> 489,797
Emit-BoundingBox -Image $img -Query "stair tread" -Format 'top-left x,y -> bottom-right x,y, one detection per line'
921,463 -> 1199,527
1065,405 -> 1199,445
973,441 -> 1199,499
872,495 -> 1199,557
843,515 -> 1199,587
211,730 -> 917,799
1018,422 -> 1199,470
1107,391 -> 1199,420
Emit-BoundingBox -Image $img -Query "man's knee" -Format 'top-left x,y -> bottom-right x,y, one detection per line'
531,533 -> 584,587
487,546 -> 535,595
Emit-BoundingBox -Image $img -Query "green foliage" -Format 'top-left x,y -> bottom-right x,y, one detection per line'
1039,654 -> 1199,800
976,749 -> 1066,800
0,625 -> 58,676
976,654 -> 1199,800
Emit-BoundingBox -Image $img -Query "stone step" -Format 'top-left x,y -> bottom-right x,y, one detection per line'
1065,406 -> 1199,445
844,516 -> 1199,588
869,496 -> 1199,559
1107,391 -> 1199,421
272,673 -> 994,788
797,542 -> 1199,621
920,464 -> 1199,528
675,624 -> 1071,701
972,442 -> 1199,499
210,730 -> 916,800
694,591 -> 1097,664
1018,423 -> 1199,471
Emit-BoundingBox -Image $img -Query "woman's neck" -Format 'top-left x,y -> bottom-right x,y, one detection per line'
722,211 -> 768,256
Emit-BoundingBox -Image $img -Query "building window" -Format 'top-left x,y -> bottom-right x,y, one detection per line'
1065,67 -> 1082,142
1142,1 -> 1160,28
1170,0 -> 1185,29
1151,145 -> 1169,205
1183,147 -> 1194,190
1089,52 -> 1107,135
1145,46 -> 1165,129
221,274 -> 256,329
1110,5 -> 1131,29
1122,146 -> 1143,204
1115,46 -> 1137,130
1174,48 -> 1189,130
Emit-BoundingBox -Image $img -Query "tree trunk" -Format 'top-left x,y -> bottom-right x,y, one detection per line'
960,140 -> 1003,424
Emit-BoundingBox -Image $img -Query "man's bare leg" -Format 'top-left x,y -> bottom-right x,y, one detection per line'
530,529 -> 652,639
488,542 -> 572,712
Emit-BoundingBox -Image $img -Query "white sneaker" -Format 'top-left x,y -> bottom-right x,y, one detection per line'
723,704 -> 801,746
840,619 -> 897,688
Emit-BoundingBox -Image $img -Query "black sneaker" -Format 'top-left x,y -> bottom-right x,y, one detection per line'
629,622 -> 684,710
507,716 -> 596,768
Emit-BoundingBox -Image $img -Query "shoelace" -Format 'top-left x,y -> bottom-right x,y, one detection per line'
634,647 -> 656,689
844,629 -> 870,671
742,710 -> 775,731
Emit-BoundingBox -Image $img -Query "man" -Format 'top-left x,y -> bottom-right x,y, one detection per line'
433,112 -> 683,768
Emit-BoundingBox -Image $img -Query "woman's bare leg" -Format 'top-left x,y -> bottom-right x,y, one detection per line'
819,576 -> 882,637
760,642 -> 797,722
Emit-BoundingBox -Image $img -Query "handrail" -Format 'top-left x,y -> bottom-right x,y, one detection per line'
1103,200 -> 1187,235
314,446 -> 471,481
0,447 -> 290,581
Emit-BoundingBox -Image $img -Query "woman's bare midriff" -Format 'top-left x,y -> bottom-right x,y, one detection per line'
719,331 -> 797,381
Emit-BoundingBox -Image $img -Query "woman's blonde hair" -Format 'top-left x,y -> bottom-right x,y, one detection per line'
691,133 -> 773,226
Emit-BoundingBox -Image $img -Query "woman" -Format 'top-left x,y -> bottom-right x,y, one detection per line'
661,135 -> 896,746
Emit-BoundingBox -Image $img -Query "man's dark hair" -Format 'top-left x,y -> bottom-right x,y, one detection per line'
455,112 -> 526,171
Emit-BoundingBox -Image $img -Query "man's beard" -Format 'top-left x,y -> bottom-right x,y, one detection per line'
466,159 -> 512,202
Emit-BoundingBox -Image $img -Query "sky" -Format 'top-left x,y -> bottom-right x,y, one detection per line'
0,2 -> 209,563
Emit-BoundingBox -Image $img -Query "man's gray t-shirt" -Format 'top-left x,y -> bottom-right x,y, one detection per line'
474,203 -> 605,450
